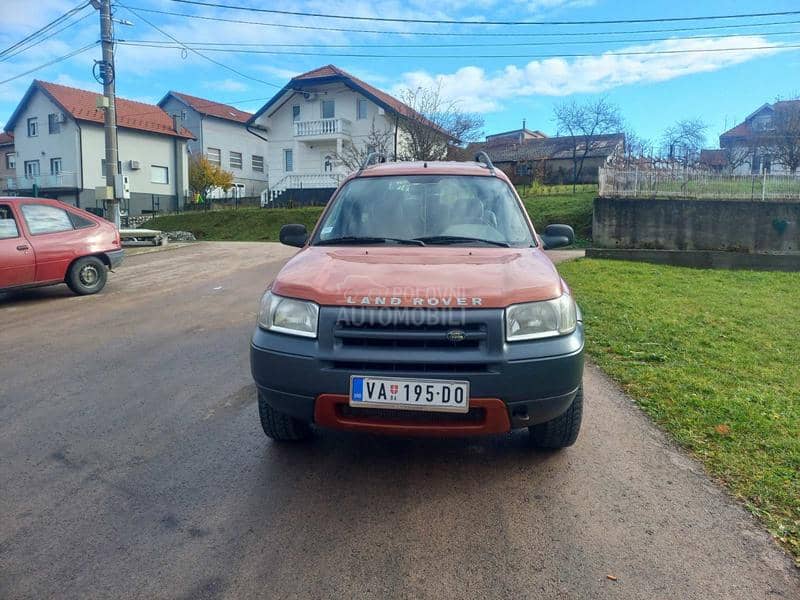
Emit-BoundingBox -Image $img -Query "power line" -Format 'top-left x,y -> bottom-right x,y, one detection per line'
133,6 -> 800,38
118,3 -> 284,89
0,1 -> 90,59
0,42 -> 99,86
167,1 -> 800,26
118,30 -> 800,50
116,40 -> 798,60
0,11 -> 95,63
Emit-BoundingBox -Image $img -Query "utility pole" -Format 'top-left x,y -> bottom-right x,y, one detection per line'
97,0 -> 120,228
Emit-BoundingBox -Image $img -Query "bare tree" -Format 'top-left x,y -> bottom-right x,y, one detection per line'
622,128 -> 653,167
553,97 -> 623,190
335,118 -> 394,172
661,118 -> 708,167
397,83 -> 484,162
767,97 -> 800,174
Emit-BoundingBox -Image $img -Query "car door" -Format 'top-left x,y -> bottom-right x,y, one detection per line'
0,202 -> 36,289
17,202 -> 81,283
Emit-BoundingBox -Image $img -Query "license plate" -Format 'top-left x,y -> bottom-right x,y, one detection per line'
349,376 -> 469,413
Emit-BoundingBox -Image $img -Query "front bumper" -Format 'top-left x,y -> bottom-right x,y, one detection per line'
250,309 -> 584,434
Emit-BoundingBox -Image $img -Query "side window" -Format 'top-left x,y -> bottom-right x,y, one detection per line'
27,117 -> 38,137
357,98 -> 368,120
292,105 -> 301,122
20,204 -> 74,235
0,204 -> 20,239
67,210 -> 96,230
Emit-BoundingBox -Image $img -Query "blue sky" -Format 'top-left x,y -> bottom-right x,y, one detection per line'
2,0 -> 799,148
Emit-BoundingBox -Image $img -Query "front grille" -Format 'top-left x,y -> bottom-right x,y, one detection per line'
334,315 -> 487,350
337,404 -> 486,424
328,361 -> 490,374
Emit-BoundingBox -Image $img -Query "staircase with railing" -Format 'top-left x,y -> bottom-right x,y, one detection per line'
261,173 -> 345,206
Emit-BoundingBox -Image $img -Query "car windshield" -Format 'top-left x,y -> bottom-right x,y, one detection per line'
312,175 -> 535,247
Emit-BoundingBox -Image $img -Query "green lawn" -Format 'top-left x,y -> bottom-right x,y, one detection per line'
146,206 -> 323,241
145,186 -> 596,245
558,258 -> 800,562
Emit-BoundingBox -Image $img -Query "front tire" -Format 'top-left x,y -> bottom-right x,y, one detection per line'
528,385 -> 583,449
66,256 -> 108,295
258,390 -> 312,442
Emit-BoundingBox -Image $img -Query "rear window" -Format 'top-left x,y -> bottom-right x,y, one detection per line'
0,204 -> 19,239
67,210 -> 96,229
313,175 -> 535,247
21,204 -> 74,235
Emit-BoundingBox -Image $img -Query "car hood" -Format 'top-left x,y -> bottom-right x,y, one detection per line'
270,246 -> 565,308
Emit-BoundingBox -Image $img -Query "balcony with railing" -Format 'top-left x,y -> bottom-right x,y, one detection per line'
4,172 -> 80,191
294,118 -> 352,140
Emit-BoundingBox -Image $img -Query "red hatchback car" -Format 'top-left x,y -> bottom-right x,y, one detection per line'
0,197 -> 123,296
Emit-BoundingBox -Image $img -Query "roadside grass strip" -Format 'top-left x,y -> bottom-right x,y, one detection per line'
558,258 -> 800,563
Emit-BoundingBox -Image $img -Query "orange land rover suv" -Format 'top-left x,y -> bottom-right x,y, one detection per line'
250,155 -> 584,448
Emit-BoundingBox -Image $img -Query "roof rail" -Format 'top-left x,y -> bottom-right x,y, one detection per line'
358,151 -> 388,174
475,151 -> 496,175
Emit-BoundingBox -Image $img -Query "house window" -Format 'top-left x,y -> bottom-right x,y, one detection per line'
292,105 -> 301,122
48,113 -> 62,134
21,204 -> 74,235
181,110 -> 188,121
230,151 -> 242,169
283,149 -> 293,172
24,160 -> 40,177
207,147 -> 221,166
100,159 -> 123,177
50,158 -> 62,175
252,154 -> 264,172
357,98 -> 368,120
321,100 -> 335,119
5,153 -> 15,170
27,117 -> 38,137
323,155 -> 333,172
151,165 -> 169,184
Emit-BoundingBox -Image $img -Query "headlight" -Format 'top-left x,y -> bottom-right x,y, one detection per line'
505,294 -> 577,341
257,291 -> 319,338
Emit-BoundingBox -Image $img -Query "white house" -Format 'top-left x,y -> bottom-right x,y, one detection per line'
159,91 -> 268,199
3,80 -> 193,215
248,65 -> 449,204
719,100 -> 800,175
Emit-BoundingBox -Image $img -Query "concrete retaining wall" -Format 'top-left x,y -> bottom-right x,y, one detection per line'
593,197 -> 800,253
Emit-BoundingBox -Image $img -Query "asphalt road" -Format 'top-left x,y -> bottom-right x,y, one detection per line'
1,242 -> 797,600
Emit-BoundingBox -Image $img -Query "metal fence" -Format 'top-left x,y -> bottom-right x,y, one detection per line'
598,168 -> 800,201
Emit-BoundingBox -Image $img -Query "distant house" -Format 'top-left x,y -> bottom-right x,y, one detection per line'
3,80 -> 194,215
0,132 -> 14,191
474,133 -> 625,185
720,100 -> 800,174
698,149 -> 729,173
248,64 -> 449,204
485,122 -> 547,145
158,91 -> 268,199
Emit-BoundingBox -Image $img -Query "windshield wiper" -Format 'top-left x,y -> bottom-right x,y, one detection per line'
413,235 -> 510,248
317,236 -> 425,246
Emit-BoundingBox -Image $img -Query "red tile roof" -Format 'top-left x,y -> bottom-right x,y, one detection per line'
720,121 -> 752,139
291,64 -> 451,139
699,149 -> 728,167
167,91 -> 252,123
37,80 -> 194,139
0,132 -> 13,146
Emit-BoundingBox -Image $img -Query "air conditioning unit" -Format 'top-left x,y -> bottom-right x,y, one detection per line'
128,160 -> 141,170
303,92 -> 318,102
377,107 -> 385,116
58,112 -> 67,123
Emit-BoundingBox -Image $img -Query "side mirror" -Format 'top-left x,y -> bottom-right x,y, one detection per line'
279,224 -> 308,247
540,224 -> 575,250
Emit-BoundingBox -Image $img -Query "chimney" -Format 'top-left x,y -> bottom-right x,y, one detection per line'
522,118 -> 526,130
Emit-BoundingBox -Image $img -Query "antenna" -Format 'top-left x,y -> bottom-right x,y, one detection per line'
475,151 -> 496,175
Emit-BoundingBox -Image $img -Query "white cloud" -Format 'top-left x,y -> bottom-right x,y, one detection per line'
204,79 -> 249,92
393,36 -> 786,113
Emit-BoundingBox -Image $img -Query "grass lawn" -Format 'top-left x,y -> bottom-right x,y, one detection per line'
145,186 -> 597,245
146,206 -> 323,242
558,258 -> 800,562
